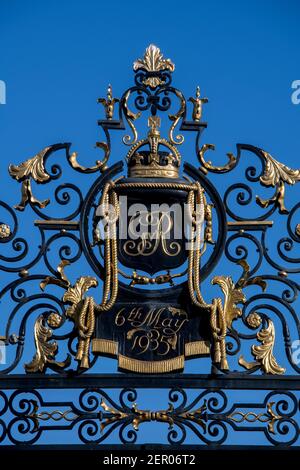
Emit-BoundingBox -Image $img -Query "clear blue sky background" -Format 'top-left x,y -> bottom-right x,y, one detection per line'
0,0 -> 300,447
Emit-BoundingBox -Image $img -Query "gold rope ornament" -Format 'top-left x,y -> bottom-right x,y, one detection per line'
71,181 -> 120,368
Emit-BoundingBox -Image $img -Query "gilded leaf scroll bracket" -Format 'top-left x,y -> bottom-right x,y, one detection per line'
9,146 -> 52,211
239,318 -> 286,375
255,149 -> 300,214
24,312 -> 71,373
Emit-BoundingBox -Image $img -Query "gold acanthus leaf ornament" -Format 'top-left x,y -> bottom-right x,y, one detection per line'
133,44 -> 175,88
63,276 -> 98,319
211,276 -> 246,329
62,276 -> 98,369
9,147 -> 51,182
239,319 -> 285,375
9,146 -> 52,211
212,260 -> 266,330
25,313 -> 71,373
256,149 -> 300,214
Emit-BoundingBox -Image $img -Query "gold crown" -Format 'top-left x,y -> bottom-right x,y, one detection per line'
126,116 -> 181,178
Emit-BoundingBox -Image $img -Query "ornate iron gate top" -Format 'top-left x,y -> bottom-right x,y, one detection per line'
0,44 -> 299,449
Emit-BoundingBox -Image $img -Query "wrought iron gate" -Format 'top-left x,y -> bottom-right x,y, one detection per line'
0,45 -> 299,450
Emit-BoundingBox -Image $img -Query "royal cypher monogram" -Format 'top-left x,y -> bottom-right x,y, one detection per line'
115,306 -> 188,356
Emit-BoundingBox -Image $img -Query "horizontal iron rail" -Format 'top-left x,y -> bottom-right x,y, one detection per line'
0,374 -> 299,390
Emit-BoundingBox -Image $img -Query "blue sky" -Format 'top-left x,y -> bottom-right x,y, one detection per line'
0,0 -> 300,447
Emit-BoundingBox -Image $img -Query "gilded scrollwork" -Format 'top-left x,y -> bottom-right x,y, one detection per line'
25,312 -> 71,373
100,399 -> 207,432
40,262 -> 98,370
256,149 -> 300,214
68,149 -> 108,174
211,276 -> 246,330
239,319 -> 285,375
168,89 -> 185,145
210,260 -> 267,370
197,143 -> 237,175
9,146 -> 52,211
122,90 -> 141,145
40,259 -> 71,291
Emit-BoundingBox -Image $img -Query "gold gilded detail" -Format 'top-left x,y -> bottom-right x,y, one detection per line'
29,403 -> 78,427
239,319 -> 285,374
210,260 -> 266,370
40,259 -> 71,291
197,143 -> 237,174
185,340 -> 210,357
188,86 -> 208,122
127,116 -> 181,178
68,148 -> 109,174
118,354 -> 184,373
100,399 -> 206,432
256,149 -> 300,213
228,402 -> 282,434
115,306 -> 188,358
97,84 -> 119,120
100,399 -> 130,431
168,89 -> 185,145
246,312 -> 262,329
133,44 -> 175,88
92,338 -> 118,355
211,276 -> 246,330
123,211 -> 181,258
204,201 -> 214,244
9,146 -> 52,211
123,90 -> 141,145
0,223 -> 11,239
25,314 -> 70,373
128,270 -> 174,287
